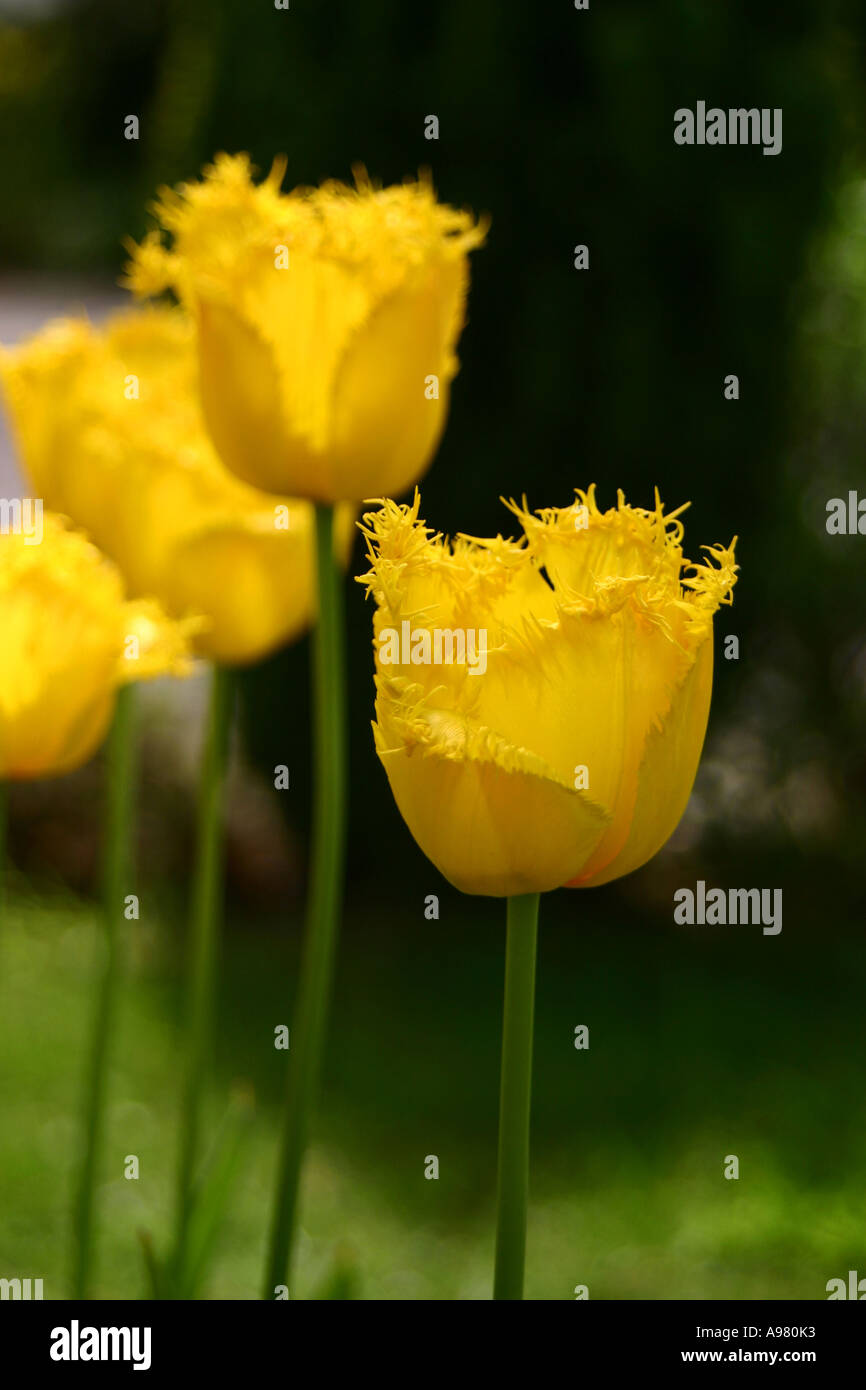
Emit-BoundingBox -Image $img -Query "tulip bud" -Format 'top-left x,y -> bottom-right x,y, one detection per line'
358,488 -> 738,897
123,154 -> 487,503
1,306 -> 354,665
0,515 -> 192,779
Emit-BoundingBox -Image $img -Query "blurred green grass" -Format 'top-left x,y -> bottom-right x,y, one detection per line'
0,885 -> 863,1300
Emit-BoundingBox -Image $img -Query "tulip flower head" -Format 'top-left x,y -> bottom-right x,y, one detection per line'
123,154 -> 487,503
1,306 -> 354,665
359,488 -> 738,897
0,515 -> 192,779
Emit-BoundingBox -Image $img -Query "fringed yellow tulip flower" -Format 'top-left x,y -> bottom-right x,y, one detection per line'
0,514 -> 191,779
0,306 -> 354,665
359,487 -> 738,897
361,486 -> 738,1300
122,154 -> 487,502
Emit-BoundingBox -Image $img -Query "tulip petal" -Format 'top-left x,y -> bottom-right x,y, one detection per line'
570,636 -> 714,887
0,517 -> 192,780
328,265 -> 462,500
165,513 -> 347,666
374,678 -> 610,896
196,296 -> 323,495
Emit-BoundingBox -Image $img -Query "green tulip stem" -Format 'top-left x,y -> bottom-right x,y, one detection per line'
72,683 -> 137,1299
263,502 -> 347,1299
0,778 -> 6,925
493,891 -> 540,1300
173,663 -> 235,1273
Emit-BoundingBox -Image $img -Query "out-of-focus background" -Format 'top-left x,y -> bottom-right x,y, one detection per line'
1,0 -> 865,1298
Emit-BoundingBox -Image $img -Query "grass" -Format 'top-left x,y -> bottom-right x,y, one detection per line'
0,876 -> 863,1299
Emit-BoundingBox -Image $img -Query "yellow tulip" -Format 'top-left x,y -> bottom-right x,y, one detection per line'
0,514 -> 192,779
122,154 -> 487,503
358,487 -> 738,897
0,306 -> 354,665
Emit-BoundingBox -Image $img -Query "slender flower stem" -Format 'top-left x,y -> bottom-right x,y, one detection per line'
0,779 -> 6,926
263,503 -> 347,1299
72,684 -> 137,1299
173,663 -> 235,1274
493,891 -> 540,1300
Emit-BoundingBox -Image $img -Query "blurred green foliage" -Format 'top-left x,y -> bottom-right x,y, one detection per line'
1,889 -> 864,1299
